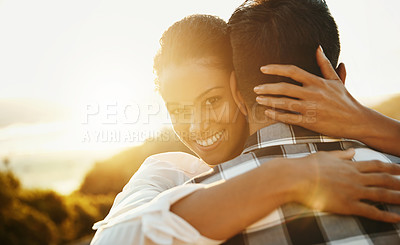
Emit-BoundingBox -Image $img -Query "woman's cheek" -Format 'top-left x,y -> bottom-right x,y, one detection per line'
172,123 -> 190,142
226,100 -> 242,124
211,101 -> 233,124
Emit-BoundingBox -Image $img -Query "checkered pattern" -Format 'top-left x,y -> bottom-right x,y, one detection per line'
187,123 -> 400,245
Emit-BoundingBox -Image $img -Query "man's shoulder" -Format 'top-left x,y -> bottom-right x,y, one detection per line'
190,152 -> 257,184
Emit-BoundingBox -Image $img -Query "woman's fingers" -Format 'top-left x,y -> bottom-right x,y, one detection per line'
259,46 -> 343,91
351,202 -> 400,223
254,82 -> 312,99
316,45 -> 341,80
256,96 -> 304,113
352,160 -> 400,174
260,64 -> 321,86
264,109 -> 304,126
325,148 -> 355,160
361,173 -> 400,191
362,187 -> 400,206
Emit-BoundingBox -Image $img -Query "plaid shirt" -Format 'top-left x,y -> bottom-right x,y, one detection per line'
188,123 -> 400,245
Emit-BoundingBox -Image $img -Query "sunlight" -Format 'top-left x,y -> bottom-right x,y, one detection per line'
0,0 -> 399,194
0,1 -> 399,244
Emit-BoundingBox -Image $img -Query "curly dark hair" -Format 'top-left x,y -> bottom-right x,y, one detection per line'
153,14 -> 234,90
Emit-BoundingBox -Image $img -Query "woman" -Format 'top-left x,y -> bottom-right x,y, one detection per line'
92,15 -> 400,244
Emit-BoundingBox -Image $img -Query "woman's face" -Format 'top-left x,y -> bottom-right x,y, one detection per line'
159,62 -> 249,165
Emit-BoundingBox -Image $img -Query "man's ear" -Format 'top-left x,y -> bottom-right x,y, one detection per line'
336,62 -> 347,85
229,71 -> 248,116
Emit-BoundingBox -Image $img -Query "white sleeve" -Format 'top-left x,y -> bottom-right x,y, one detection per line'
91,152 -> 222,245
91,184 -> 224,245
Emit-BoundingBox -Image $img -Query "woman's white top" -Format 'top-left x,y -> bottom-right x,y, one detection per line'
90,152 -> 224,245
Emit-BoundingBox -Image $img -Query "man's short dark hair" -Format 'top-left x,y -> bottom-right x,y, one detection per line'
228,0 -> 340,105
154,14 -> 233,89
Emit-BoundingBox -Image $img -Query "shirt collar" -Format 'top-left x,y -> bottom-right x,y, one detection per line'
242,122 -> 346,154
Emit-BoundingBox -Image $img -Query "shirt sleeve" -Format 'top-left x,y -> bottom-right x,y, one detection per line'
91,184 -> 223,245
91,153 -> 222,245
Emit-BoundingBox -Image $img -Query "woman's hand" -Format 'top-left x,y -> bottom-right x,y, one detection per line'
288,149 -> 400,223
255,46 -> 400,156
254,46 -> 365,138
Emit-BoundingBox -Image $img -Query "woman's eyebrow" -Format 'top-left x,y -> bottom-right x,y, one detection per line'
195,86 -> 224,101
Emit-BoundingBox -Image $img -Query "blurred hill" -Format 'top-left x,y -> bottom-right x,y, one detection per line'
0,169 -> 115,245
79,127 -> 193,196
372,94 -> 400,120
1,127 -> 194,245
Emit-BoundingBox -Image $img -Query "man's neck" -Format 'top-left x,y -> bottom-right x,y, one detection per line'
246,105 -> 280,135
248,121 -> 277,136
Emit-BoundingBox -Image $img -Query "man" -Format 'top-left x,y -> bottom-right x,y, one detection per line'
188,0 -> 400,244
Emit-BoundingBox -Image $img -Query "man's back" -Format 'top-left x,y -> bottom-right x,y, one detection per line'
189,123 -> 400,244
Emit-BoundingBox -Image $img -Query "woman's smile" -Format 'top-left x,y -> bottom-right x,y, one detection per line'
194,129 -> 225,149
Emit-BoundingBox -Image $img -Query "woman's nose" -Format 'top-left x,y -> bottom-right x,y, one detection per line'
189,118 -> 210,136
189,122 -> 201,135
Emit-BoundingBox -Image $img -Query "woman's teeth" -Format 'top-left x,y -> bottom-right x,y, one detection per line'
195,131 -> 223,147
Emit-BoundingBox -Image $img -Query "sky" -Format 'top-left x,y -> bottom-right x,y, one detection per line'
0,0 -> 399,193
0,0 -> 399,105
0,0 -> 246,155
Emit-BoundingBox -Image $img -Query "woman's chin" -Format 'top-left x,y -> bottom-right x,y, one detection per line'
197,151 -> 231,166
200,156 -> 222,167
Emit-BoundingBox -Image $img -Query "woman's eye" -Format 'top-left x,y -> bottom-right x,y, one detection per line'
205,96 -> 220,106
171,108 -> 183,115
170,107 -> 193,115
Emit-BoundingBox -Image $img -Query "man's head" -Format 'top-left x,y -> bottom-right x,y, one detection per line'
228,0 -> 340,119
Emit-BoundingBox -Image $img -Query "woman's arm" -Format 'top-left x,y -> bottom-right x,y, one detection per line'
92,150 -> 400,244
171,149 -> 400,240
255,46 -> 400,156
355,107 -> 400,157
98,153 -> 201,220
91,152 -> 218,245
